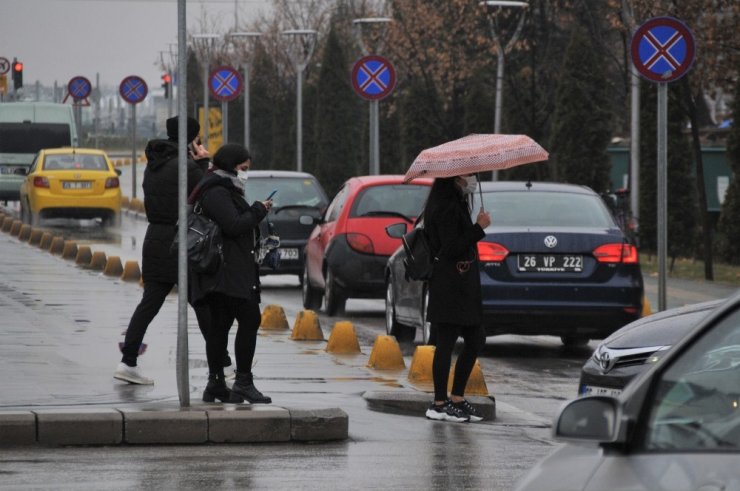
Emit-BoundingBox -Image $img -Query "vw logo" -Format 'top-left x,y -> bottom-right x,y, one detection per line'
597,349 -> 614,373
73,173 -> 82,179
544,235 -> 558,248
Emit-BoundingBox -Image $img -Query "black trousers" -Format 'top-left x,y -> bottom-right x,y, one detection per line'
204,293 -> 261,374
431,322 -> 486,402
120,281 -> 210,367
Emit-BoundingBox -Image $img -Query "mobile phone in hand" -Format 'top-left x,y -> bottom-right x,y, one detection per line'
266,189 -> 278,200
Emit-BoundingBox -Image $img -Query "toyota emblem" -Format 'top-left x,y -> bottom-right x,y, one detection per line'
544,235 -> 557,248
598,350 -> 613,373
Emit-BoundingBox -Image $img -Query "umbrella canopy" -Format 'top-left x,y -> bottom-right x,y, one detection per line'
404,134 -> 548,183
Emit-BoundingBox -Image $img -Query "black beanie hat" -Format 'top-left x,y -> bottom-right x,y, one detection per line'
213,143 -> 251,174
166,116 -> 200,143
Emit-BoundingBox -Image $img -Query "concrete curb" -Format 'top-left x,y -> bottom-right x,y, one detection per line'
362,390 -> 496,421
0,405 -> 348,447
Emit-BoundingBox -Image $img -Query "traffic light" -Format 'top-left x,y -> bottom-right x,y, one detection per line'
12,59 -> 23,90
161,73 -> 171,99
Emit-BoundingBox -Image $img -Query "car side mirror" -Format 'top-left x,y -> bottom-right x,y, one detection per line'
385,222 -> 407,238
555,396 -> 619,443
115,169 -> 122,176
13,167 -> 28,176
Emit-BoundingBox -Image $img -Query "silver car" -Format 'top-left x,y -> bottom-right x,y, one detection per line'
516,291 -> 740,491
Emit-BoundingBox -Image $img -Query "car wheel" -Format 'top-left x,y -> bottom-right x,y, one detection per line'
302,262 -> 322,310
103,212 -> 121,228
385,278 -> 415,342
561,336 -> 589,348
421,288 -> 435,345
30,210 -> 41,227
20,201 -> 29,224
324,268 -> 346,316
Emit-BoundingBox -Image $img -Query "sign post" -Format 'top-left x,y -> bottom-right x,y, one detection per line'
0,57 -> 9,101
65,76 -> 92,135
631,17 -> 695,312
351,55 -> 396,175
209,66 -> 243,148
119,75 -> 148,200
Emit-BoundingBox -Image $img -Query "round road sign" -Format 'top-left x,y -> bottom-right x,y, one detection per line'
119,75 -> 148,105
631,16 -> 695,83
0,58 -> 9,75
68,76 -> 92,100
209,66 -> 243,102
352,55 -> 396,101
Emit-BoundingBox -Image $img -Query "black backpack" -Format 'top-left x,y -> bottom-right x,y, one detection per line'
402,225 -> 436,281
184,201 -> 223,274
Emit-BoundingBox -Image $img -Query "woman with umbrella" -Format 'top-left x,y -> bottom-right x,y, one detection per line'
422,174 -> 490,422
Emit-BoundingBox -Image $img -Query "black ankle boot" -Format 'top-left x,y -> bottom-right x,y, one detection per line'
202,372 -> 231,403
229,371 -> 271,404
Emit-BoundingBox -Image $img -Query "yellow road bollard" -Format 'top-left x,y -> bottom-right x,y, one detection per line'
1,217 -> 13,232
61,241 -> 78,260
448,359 -> 489,396
28,229 -> 43,246
642,296 -> 652,317
260,304 -> 289,331
75,246 -> 93,266
121,261 -> 141,282
104,256 -> 124,277
88,251 -> 107,271
49,236 -> 65,255
18,224 -> 31,242
325,321 -> 361,354
121,196 -> 130,209
290,310 -> 325,341
9,220 -> 22,236
367,335 -> 406,370
39,232 -> 53,249
407,345 -> 435,383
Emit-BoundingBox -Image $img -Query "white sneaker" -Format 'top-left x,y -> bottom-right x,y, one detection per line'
114,362 -> 154,385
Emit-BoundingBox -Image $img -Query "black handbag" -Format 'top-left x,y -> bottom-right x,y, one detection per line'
172,201 -> 223,274
401,225 -> 437,281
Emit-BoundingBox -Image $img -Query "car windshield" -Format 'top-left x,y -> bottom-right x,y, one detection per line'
0,123 -> 71,154
245,177 -> 326,209
480,190 -> 616,228
645,307 -> 740,451
351,184 -> 430,220
43,154 -> 108,171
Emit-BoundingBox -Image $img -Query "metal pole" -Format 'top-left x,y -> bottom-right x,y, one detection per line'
222,100 -> 228,144
370,100 -> 380,174
492,48 -> 504,181
168,70 -> 174,118
176,0 -> 190,407
657,83 -> 667,312
629,64 -> 640,226
131,104 -> 137,199
296,65 -> 303,172
203,59 -> 210,148
243,62 -> 250,149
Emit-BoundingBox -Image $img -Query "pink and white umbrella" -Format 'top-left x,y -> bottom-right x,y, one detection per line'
404,134 -> 548,183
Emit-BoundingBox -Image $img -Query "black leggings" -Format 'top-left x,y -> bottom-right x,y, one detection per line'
432,322 -> 486,402
204,294 -> 261,374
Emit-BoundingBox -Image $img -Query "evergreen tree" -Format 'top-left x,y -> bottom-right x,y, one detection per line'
398,76 -> 444,167
638,82 -> 697,259
463,65 -> 496,135
310,24 -> 363,196
547,25 -> 613,193
717,76 -> 740,263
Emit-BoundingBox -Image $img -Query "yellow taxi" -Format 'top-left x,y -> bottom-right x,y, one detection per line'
18,148 -> 122,227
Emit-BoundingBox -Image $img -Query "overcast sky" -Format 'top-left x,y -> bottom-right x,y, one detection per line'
0,0 -> 270,90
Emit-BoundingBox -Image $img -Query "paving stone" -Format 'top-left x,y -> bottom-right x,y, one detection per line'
288,407 -> 348,441
121,409 -> 207,444
0,411 -> 36,446
206,405 -> 291,443
34,409 -> 122,446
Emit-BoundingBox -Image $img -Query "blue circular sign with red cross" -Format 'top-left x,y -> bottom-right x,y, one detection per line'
352,55 -> 396,101
631,17 -> 695,83
119,75 -> 148,105
67,76 -> 92,100
209,66 -> 243,102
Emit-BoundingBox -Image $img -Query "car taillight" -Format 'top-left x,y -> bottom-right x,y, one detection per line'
347,233 -> 374,254
593,243 -> 638,263
33,176 -> 49,188
105,177 -> 120,188
477,242 -> 509,262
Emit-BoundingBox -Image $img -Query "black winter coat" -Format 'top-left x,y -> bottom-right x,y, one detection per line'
141,139 -> 208,283
189,173 -> 268,304
425,197 -> 486,326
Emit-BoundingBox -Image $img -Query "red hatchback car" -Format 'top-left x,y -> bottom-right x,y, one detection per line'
302,175 -> 432,315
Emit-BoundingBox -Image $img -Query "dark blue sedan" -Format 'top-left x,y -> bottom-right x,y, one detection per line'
385,181 -> 644,345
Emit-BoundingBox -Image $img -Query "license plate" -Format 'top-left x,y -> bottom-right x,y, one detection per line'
579,384 -> 622,397
517,254 -> 583,272
63,181 -> 92,189
278,248 -> 299,260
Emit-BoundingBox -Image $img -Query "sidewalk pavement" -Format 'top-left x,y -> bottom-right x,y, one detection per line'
0,225 -> 496,448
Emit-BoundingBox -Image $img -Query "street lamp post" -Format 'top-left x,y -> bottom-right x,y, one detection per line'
481,1 -> 528,180
352,17 -> 392,176
227,31 -> 262,150
191,33 -> 221,149
282,29 -> 317,173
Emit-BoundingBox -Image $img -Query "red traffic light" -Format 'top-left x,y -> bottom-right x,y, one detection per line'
13,62 -> 23,72
162,73 -> 171,83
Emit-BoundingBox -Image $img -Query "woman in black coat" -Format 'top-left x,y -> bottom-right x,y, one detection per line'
423,175 -> 491,422
189,143 -> 273,404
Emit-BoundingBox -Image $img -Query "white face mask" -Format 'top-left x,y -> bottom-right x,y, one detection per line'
461,175 -> 478,194
237,170 -> 249,184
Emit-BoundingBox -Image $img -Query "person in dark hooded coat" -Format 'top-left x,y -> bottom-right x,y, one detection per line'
114,116 -> 210,385
189,143 -> 274,404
